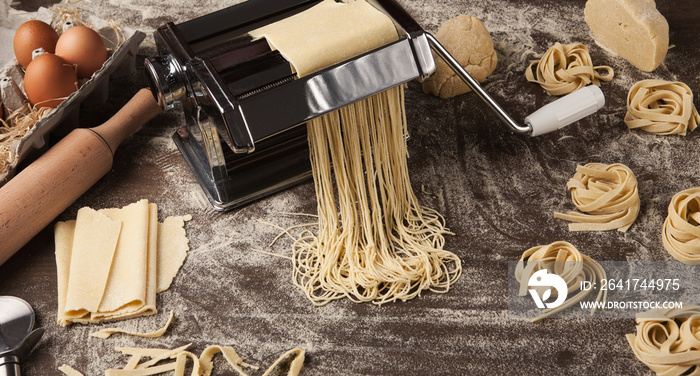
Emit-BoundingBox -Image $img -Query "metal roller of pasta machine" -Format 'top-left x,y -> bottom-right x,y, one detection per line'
144,0 -> 606,211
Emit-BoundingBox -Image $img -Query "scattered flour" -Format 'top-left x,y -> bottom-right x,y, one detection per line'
4,0 -> 696,375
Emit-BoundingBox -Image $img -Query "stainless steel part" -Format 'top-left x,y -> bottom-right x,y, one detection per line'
146,0 -> 604,211
147,0 -> 439,211
424,33 -> 531,134
0,297 -> 37,376
0,356 -> 20,376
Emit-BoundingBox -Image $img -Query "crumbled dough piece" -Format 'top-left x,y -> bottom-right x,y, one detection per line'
422,15 -> 497,99
584,0 -> 669,72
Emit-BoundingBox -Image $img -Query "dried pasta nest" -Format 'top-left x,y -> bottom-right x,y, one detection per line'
662,188 -> 700,265
554,163 -> 640,232
624,79 -> 700,136
525,42 -> 613,96
626,304 -> 700,376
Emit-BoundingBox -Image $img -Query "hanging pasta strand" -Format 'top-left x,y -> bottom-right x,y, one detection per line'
293,85 -> 462,306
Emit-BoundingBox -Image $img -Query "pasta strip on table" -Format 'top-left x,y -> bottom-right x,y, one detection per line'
90,311 -> 175,339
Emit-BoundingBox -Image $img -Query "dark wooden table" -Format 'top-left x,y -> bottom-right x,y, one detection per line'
1,0 -> 698,374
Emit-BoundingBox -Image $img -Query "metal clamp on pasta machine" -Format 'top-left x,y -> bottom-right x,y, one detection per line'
144,0 -> 605,211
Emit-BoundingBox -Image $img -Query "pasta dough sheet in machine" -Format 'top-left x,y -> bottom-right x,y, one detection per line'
144,0 -> 605,211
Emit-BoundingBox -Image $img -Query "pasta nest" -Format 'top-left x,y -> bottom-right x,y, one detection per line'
626,305 -> 700,376
554,163 -> 640,232
624,79 -> 700,136
514,241 -> 606,321
662,188 -> 700,265
525,42 -> 613,96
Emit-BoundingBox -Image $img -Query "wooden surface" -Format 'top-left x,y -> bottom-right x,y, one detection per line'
1,0 -> 699,375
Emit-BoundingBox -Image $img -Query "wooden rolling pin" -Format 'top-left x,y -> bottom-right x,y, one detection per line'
0,88 -> 162,266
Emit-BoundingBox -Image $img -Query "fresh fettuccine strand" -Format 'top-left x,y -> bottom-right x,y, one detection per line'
90,311 -> 174,339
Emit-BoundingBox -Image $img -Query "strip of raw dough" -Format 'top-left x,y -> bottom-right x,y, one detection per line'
63,207 -> 122,318
525,42 -> 613,96
625,79 -> 700,136
95,200 -> 152,316
514,241 -> 606,322
91,202 -> 159,322
261,348 -> 305,376
90,311 -> 174,339
157,215 -> 193,292
626,304 -> 700,375
199,345 -> 251,376
54,220 -> 76,326
104,344 -> 303,376
117,343 -> 192,370
249,0 -> 398,77
554,163 -> 640,232
662,188 -> 700,265
584,0 -> 668,72
58,364 -> 84,376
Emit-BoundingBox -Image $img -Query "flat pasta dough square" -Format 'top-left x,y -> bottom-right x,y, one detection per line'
54,200 -> 190,326
249,0 -> 398,77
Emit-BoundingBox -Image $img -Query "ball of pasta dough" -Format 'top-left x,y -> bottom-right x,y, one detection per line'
422,15 -> 498,99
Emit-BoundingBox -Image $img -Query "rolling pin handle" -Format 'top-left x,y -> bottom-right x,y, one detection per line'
92,88 -> 163,152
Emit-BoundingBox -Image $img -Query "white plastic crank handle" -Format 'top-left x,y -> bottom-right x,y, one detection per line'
426,33 -> 605,136
525,85 -> 605,136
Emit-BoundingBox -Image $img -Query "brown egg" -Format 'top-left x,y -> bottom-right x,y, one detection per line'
55,26 -> 108,79
24,54 -> 78,108
13,20 -> 60,68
